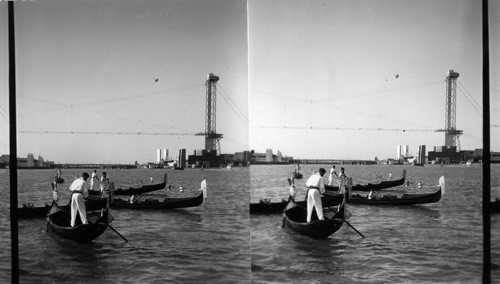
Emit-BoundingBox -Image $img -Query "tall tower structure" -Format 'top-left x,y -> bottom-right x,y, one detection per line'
204,73 -> 223,153
444,70 -> 463,150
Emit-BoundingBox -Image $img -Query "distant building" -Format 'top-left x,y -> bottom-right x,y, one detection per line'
265,149 -> 273,162
417,145 -> 426,165
162,149 -> 169,162
428,146 -> 461,164
156,149 -> 162,164
402,145 -> 409,158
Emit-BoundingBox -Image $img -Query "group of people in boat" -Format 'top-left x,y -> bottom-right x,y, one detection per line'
290,165 -> 349,223
51,170 -> 110,227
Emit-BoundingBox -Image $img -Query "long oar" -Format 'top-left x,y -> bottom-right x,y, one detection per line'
108,224 -> 128,242
343,218 -> 365,238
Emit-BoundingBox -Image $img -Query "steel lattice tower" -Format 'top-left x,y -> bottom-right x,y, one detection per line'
204,73 -> 222,153
444,70 -> 463,150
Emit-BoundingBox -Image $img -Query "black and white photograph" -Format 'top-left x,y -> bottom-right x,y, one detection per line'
1,0 -> 499,283
1,0 -> 250,283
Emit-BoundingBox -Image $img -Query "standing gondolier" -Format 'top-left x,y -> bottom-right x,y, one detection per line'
69,172 -> 90,227
338,167 -> 348,193
90,169 -> 99,192
305,168 -> 327,223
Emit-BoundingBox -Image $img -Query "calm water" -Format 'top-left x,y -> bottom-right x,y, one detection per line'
1,165 -> 499,283
251,164 -> 500,283
0,168 -> 250,283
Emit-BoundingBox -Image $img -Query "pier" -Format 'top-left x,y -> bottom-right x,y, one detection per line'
294,159 -> 377,165
56,163 -> 137,169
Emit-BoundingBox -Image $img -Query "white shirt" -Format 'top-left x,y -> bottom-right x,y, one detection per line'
305,173 -> 325,193
69,177 -> 89,198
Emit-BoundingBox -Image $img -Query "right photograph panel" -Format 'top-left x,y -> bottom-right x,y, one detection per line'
248,0 -> 498,282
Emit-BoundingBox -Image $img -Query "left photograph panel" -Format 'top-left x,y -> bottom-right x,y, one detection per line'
0,0 -> 250,282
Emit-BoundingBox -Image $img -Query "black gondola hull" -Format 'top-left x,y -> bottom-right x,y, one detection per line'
325,169 -> 406,192
348,188 -> 442,205
111,191 -> 204,209
113,173 -> 168,195
46,201 -> 109,243
250,193 -> 344,214
282,197 -> 345,239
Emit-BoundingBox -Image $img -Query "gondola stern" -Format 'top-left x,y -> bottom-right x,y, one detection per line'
200,179 -> 207,198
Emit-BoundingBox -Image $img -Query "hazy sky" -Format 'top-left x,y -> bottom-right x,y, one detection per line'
0,0 -> 248,164
249,0 -> 499,160
1,0 -> 498,163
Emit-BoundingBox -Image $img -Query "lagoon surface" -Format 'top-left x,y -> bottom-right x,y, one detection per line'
1,164 -> 499,283
251,164 -> 500,283
0,168 -> 250,283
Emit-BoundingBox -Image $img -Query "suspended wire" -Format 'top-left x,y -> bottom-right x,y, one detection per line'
310,80 -> 443,104
223,135 -> 248,148
218,84 -> 249,126
250,89 -> 309,102
18,83 -> 205,118
219,85 -> 248,123
462,132 -> 482,142
0,104 -> 8,122
251,125 -> 439,132
458,81 -> 482,110
17,130 -> 198,136
457,85 -> 482,117
0,141 -> 8,148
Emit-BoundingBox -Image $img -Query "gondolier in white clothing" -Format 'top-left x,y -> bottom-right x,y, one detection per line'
69,172 -> 90,227
305,168 -> 327,223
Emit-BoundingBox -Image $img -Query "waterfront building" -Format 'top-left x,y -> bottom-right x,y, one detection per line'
418,145 -> 426,165
156,149 -> 161,164
162,149 -> 169,162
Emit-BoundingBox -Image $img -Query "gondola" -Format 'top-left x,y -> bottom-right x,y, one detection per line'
46,198 -> 110,243
250,193 -> 344,214
347,176 -> 444,206
294,173 -> 303,179
18,187 -> 109,219
113,173 -> 168,195
17,203 -> 51,219
282,195 -> 345,239
110,179 -> 207,210
325,169 -> 406,192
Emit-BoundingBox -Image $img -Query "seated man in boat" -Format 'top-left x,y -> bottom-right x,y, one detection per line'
100,172 -> 110,198
69,172 -> 90,227
129,194 -> 142,204
305,168 -> 328,223
294,163 -> 301,174
338,167 -> 348,193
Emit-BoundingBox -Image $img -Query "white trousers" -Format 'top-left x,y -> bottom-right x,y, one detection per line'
71,193 -> 88,227
307,188 -> 324,223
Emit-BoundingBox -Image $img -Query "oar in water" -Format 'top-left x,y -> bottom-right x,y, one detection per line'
342,218 -> 365,239
107,224 -> 128,242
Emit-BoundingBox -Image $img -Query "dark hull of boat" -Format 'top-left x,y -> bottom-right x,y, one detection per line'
492,200 -> 500,213
325,169 -> 406,192
348,188 -> 442,205
17,198 -> 108,219
111,191 -> 204,209
17,204 -> 51,219
250,193 -> 344,214
282,197 -> 344,239
113,173 -> 167,195
46,202 -> 109,243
